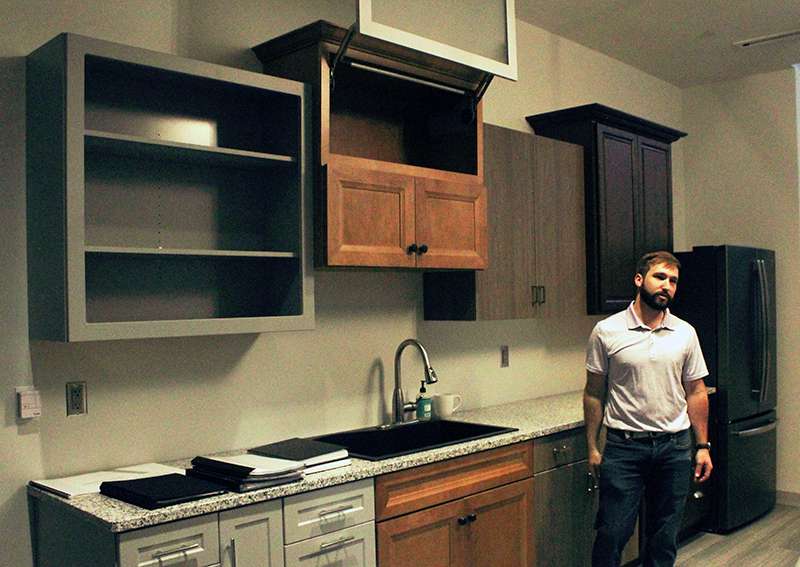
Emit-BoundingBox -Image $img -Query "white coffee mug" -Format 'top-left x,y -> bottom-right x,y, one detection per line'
432,393 -> 463,418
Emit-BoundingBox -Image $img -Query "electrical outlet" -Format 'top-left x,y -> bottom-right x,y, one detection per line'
500,345 -> 509,367
66,382 -> 87,416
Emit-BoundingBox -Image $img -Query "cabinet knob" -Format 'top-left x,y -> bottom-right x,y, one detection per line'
418,244 -> 429,255
467,513 -> 477,523
552,444 -> 571,456
407,244 -> 418,255
692,490 -> 704,500
458,516 -> 469,525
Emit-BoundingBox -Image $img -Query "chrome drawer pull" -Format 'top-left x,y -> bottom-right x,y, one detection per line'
140,543 -> 202,566
318,504 -> 355,519
319,535 -> 355,551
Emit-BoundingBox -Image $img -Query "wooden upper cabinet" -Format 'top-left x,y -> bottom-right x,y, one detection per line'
423,125 -> 584,320
253,21 -> 487,270
527,104 -> 686,314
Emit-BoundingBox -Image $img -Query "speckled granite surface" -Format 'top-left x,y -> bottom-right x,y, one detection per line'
28,390 -> 584,533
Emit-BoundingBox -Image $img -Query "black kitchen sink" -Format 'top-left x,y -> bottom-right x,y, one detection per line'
313,420 -> 518,461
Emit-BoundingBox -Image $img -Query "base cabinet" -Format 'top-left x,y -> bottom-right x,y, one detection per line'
219,502 -> 284,567
533,428 -> 639,567
377,479 -> 534,567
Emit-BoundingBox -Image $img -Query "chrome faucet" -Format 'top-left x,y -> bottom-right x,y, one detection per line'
392,339 -> 438,424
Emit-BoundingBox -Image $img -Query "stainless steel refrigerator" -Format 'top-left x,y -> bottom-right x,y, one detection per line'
673,245 -> 777,533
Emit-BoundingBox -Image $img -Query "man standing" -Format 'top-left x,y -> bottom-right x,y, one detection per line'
584,251 -> 713,567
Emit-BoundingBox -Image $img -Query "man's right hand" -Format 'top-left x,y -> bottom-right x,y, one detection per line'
588,447 -> 603,479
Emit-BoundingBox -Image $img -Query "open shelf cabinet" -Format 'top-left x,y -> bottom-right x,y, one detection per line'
26,33 -> 314,341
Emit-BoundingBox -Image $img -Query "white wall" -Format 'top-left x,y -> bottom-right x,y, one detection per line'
682,69 -> 800,494
0,3 -> 718,566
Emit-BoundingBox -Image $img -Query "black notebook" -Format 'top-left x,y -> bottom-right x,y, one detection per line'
186,468 -> 302,493
99,473 -> 226,510
249,437 -> 348,466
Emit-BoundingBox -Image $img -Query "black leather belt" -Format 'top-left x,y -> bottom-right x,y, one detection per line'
607,428 -> 682,441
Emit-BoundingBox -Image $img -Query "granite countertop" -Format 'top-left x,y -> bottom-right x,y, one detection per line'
28,390 -> 584,533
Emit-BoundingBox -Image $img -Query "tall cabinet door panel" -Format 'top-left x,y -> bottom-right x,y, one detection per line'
415,177 -> 487,269
533,135 -> 586,318
219,501 -> 284,567
326,156 -> 416,267
596,124 -> 639,313
638,136 -> 673,254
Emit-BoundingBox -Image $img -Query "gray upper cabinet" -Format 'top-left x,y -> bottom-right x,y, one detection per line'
26,34 -> 314,341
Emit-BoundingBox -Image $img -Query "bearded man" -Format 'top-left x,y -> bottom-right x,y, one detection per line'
584,251 -> 713,567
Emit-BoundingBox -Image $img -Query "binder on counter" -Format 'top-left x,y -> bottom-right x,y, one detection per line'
190,454 -> 303,478
186,468 -> 302,493
99,473 -> 225,510
248,437 -> 348,467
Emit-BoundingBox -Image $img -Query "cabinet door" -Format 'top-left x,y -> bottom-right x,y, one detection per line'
637,135 -> 673,255
326,155 -> 416,267
594,124 -> 639,313
377,496 -> 465,567
219,501 -> 284,567
415,176 -> 487,269
534,460 -> 595,567
532,135 -> 586,318
459,479 -> 534,567
475,124 -> 537,319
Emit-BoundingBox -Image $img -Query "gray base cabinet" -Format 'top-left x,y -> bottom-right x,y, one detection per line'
26,33 -> 314,341
29,496 -> 283,567
533,428 -> 638,567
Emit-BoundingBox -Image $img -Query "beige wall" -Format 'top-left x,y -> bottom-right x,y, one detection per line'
3,2 -> 794,566
682,69 -> 800,494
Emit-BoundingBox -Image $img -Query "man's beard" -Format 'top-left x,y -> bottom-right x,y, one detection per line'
639,286 -> 672,311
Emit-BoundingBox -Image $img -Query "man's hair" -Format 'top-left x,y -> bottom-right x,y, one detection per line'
636,251 -> 681,278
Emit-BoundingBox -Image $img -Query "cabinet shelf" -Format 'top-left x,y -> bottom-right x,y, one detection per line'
26,33 -> 314,341
84,246 -> 298,259
85,130 -> 296,170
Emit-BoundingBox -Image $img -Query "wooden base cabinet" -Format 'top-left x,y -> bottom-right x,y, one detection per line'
378,479 -> 534,567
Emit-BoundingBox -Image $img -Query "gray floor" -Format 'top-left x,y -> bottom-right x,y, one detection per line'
676,504 -> 800,567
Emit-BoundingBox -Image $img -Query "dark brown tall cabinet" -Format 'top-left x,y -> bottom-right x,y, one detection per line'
527,104 -> 686,314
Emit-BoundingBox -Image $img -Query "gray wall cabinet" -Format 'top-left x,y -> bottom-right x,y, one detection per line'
26,33 -> 314,341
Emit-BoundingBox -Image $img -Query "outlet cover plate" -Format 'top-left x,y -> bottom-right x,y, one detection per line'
66,382 -> 87,416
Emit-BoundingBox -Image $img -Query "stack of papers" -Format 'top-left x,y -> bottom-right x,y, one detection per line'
29,463 -> 184,499
248,437 -> 350,475
187,454 -> 304,492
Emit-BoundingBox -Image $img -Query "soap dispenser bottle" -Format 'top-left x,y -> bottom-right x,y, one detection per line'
416,381 -> 432,421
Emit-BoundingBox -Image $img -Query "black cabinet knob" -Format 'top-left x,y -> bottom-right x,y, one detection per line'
407,244 -> 418,255
418,244 -> 429,255
458,516 -> 469,525
467,513 -> 477,523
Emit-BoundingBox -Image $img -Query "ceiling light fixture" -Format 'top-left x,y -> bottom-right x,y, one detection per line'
734,29 -> 800,48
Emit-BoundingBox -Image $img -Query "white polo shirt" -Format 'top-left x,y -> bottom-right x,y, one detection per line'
586,302 -> 709,433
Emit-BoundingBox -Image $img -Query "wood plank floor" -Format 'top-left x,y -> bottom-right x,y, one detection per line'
676,504 -> 800,566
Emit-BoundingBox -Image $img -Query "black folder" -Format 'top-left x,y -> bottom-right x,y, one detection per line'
100,473 -> 226,509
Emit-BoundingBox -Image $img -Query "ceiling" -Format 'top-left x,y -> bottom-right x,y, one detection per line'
515,0 -> 800,87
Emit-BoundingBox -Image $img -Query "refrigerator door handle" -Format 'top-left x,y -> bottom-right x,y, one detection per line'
733,420 -> 777,437
751,259 -> 768,402
758,259 -> 770,404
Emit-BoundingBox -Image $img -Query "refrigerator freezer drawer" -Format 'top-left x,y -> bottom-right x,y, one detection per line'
716,413 -> 777,532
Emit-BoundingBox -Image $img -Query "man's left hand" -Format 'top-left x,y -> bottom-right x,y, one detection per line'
694,449 -> 713,483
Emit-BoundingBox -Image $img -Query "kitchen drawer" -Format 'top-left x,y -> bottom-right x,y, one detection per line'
283,478 -> 374,544
284,521 -> 376,567
534,428 -> 587,473
118,514 -> 220,567
375,441 -> 534,521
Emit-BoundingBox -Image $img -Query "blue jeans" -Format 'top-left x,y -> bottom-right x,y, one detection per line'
592,428 -> 692,567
